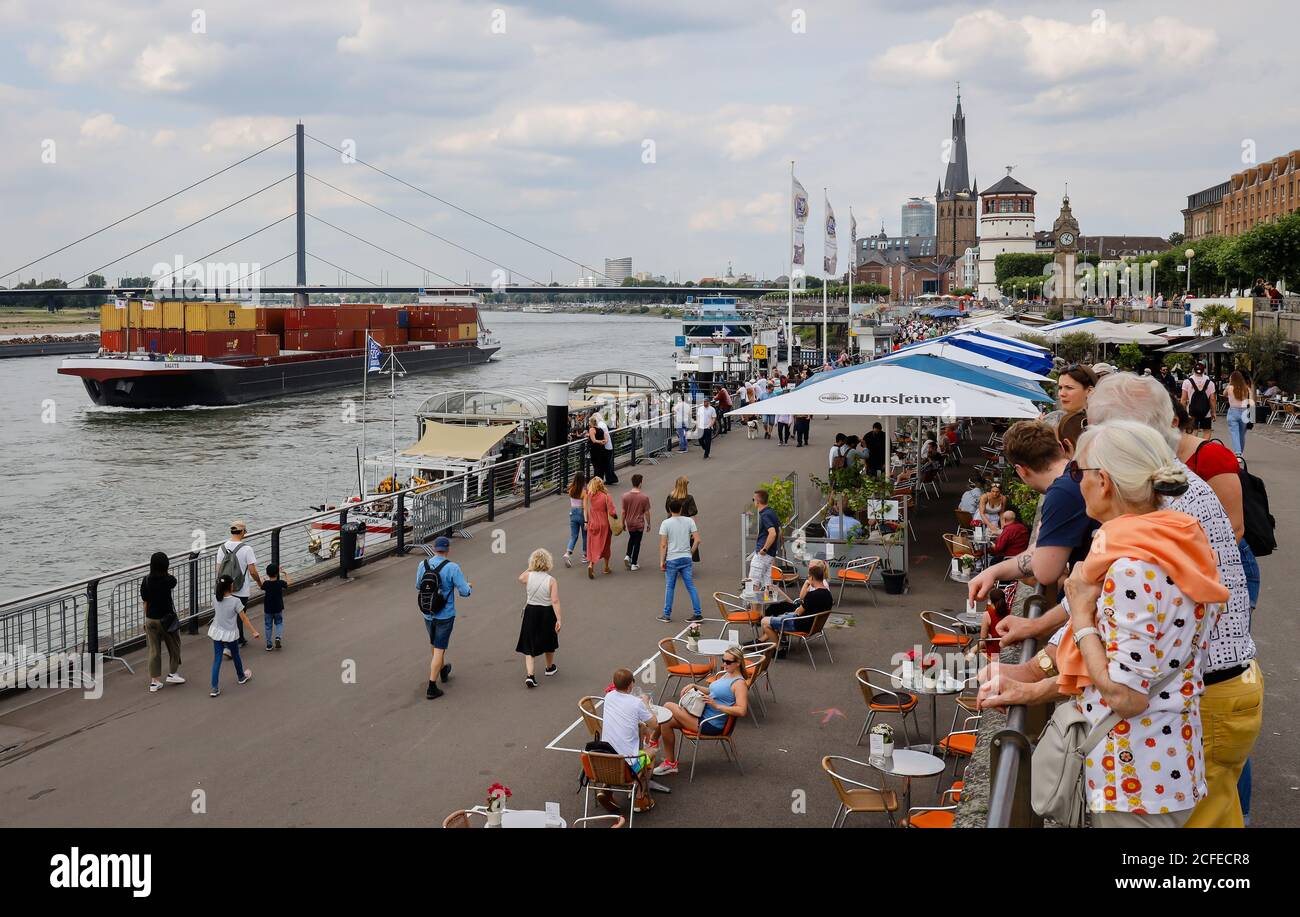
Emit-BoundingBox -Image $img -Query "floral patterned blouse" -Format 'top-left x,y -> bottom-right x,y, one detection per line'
1077,559 -> 1214,815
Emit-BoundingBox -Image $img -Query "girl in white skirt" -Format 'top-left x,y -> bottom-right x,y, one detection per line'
209,574 -> 258,697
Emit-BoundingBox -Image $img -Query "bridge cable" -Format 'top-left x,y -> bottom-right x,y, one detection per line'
149,214 -> 296,289
306,213 -> 463,288
306,173 -> 545,286
305,133 -> 612,282
305,252 -> 379,287
63,174 -> 296,287
1,133 -> 295,284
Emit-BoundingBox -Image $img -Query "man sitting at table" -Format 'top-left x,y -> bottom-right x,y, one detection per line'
989,508 -> 1029,562
760,560 -> 834,654
596,668 -> 657,814
824,507 -> 863,541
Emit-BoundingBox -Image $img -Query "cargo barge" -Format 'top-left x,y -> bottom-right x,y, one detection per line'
58,292 -> 499,408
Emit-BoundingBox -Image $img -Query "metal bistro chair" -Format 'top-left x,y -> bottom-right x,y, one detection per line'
904,803 -> 959,829
680,711 -> 742,782
578,695 -> 605,741
571,815 -> 626,828
822,755 -> 899,828
938,713 -> 982,782
778,609 -> 835,670
954,509 -> 974,531
740,640 -> 778,706
714,591 -> 763,642
656,637 -> 713,703
580,750 -> 643,826
834,555 -> 879,606
739,650 -> 772,725
442,809 -> 488,828
854,666 -> 919,749
942,535 -> 974,584
920,609 -> 975,655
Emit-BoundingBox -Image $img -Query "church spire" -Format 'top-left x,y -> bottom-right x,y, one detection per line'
941,86 -> 970,197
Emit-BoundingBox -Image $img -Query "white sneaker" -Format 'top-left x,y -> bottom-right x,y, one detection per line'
653,761 -> 679,776
165,673 -> 186,684
630,564 -> 639,571
563,553 -> 573,568
223,648 -> 232,658
149,682 -> 162,692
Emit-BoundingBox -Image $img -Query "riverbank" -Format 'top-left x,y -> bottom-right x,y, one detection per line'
0,307 -> 99,336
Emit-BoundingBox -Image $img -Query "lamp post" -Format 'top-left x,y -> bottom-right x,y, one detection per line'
1185,248 -> 1195,294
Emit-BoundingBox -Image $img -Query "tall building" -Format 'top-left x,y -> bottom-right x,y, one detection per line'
935,89 -> 978,260
604,257 -> 633,286
1182,148 -> 1300,242
901,198 -> 935,237
976,169 -> 1037,299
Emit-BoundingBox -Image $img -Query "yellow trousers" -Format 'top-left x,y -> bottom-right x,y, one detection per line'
1185,661 -> 1263,828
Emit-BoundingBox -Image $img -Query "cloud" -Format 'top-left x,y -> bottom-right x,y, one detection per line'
131,33 -> 235,92
201,116 -> 295,153
433,101 -> 662,154
80,112 -> 126,141
30,20 -> 121,82
688,192 -> 784,233
712,106 -> 793,162
152,128 -> 176,146
873,10 -> 1216,84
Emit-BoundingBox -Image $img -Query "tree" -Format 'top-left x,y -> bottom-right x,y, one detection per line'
994,252 -> 1052,286
1056,331 -> 1099,364
1162,353 -> 1193,373
1015,332 -> 1051,349
1114,342 -> 1145,371
1167,232 -> 1186,247
1229,326 -> 1288,381
949,286 -> 976,297
1195,303 -> 1247,334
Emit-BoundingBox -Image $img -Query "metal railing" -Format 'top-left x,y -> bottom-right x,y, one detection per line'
1,412 -> 676,686
985,589 -> 1047,828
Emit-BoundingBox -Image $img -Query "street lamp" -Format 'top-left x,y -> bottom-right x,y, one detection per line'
1185,248 -> 1195,294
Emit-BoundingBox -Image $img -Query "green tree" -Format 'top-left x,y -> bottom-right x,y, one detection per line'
1229,326 -> 1288,381
1015,332 -> 1051,349
1113,342 -> 1145,371
1195,303 -> 1247,334
1163,353 -> 1193,373
1056,331 -> 1099,363
999,274 -> 1048,297
994,252 -> 1052,285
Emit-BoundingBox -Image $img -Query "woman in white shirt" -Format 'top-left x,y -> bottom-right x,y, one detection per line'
208,574 -> 257,697
515,549 -> 562,688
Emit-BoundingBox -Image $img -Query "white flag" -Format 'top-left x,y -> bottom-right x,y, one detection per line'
823,193 -> 837,276
792,174 -> 809,267
850,207 -> 857,251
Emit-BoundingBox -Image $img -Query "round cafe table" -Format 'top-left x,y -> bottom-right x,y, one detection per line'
473,807 -> 567,828
893,668 -> 966,754
695,638 -> 734,656
868,749 -> 944,813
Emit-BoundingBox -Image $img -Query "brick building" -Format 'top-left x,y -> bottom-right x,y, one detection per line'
1183,148 -> 1300,242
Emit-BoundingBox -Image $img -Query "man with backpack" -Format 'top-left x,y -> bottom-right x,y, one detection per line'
1181,361 -> 1217,439
416,536 -> 472,700
217,521 -> 263,651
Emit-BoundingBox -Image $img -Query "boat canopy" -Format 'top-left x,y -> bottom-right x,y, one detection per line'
399,421 -> 516,462
569,368 -> 673,396
416,387 -> 549,423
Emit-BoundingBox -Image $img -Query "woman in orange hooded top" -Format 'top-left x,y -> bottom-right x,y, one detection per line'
1057,419 -> 1228,828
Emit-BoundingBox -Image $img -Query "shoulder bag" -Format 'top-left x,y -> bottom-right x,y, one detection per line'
1031,665 -> 1181,827
679,687 -> 708,718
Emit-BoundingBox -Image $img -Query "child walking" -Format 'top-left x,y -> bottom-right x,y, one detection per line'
210,574 -> 258,697
262,563 -> 290,650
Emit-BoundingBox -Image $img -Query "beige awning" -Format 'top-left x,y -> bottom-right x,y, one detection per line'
398,421 -> 515,461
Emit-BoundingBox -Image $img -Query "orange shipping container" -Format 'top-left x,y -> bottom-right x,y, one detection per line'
336,307 -> 369,331
100,330 -> 125,351
258,308 -> 286,335
255,334 -> 280,357
186,330 -> 255,359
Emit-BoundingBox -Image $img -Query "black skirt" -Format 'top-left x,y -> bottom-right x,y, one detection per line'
516,603 -> 559,656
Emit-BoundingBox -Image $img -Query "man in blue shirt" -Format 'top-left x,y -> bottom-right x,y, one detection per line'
824,507 -> 863,541
749,489 -> 782,588
416,536 -> 473,700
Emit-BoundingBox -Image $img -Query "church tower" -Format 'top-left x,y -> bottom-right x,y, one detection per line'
935,87 -> 978,260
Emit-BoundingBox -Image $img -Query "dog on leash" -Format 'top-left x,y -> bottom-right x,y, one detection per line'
746,419 -> 759,439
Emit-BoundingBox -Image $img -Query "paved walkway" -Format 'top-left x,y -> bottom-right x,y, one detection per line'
1,416 -> 1294,827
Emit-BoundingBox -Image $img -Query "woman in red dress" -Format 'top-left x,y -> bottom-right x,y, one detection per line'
583,477 -> 618,579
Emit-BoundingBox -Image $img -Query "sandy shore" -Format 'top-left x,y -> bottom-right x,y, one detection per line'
0,322 -> 99,336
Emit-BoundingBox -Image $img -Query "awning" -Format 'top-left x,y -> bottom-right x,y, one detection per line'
873,339 -> 1053,381
1158,336 -> 1235,354
399,421 -> 515,461
1041,318 -> 1167,345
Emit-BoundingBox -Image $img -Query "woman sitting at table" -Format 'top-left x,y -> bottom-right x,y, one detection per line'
759,560 -> 834,650
975,480 -> 1006,534
653,646 -> 749,776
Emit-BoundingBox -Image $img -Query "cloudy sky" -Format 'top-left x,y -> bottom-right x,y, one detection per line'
0,0 -> 1294,288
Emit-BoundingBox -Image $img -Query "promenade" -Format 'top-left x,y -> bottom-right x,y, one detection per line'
1,416 -> 1295,828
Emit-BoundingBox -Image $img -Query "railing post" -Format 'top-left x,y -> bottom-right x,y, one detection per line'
561,443 -> 570,494
338,508 -> 349,580
187,552 -> 200,634
487,467 -> 496,522
631,426 -> 639,466
396,492 -> 407,555
85,579 -> 100,676
523,455 -> 532,508
271,527 -> 281,569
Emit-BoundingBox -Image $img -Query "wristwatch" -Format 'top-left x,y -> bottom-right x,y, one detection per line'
1034,649 -> 1058,678
1072,626 -> 1100,647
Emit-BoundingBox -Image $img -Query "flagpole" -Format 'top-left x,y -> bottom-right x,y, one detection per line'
822,187 -> 828,367
847,206 -> 854,335
787,160 -> 794,369
360,333 -> 368,497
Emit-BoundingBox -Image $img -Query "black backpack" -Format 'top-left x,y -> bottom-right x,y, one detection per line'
1193,440 -> 1276,558
417,558 -> 451,615
1188,378 -> 1212,418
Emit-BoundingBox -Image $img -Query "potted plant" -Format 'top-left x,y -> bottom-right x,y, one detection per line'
868,723 -> 895,759
957,554 -> 976,582
685,622 -> 702,652
485,782 -> 512,827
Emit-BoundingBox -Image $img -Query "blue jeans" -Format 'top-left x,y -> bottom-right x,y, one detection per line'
567,507 -> 587,555
1238,538 -> 1260,608
263,612 -> 283,645
663,557 -> 701,619
677,425 -> 688,451
1227,407 -> 1249,454
1238,758 -> 1253,823
211,639 -> 245,691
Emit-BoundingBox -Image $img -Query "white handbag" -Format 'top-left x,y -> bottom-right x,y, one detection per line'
680,687 -> 708,717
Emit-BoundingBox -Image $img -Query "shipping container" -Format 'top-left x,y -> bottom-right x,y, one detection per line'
255,334 -> 280,357
161,301 -> 186,330
367,308 -> 399,328
259,308 -> 287,335
283,330 -> 304,351
284,307 -> 339,331
459,322 -> 477,340
100,303 -> 124,331
185,302 -> 259,332
336,307 -> 369,331
361,327 -> 410,347
185,330 -> 256,359
100,330 -> 125,351
130,300 -> 164,329
296,329 -> 340,351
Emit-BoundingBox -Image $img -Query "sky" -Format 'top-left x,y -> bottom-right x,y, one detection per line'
0,0 -> 1295,288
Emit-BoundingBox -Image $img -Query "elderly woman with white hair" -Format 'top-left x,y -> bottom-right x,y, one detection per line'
1057,420 -> 1227,826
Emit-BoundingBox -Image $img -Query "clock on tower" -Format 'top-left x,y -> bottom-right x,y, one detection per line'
1051,194 -> 1081,305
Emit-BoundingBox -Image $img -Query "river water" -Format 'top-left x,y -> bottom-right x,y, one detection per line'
0,312 -> 678,601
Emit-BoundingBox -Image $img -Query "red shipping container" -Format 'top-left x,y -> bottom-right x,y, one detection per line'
283,330 -> 303,350
258,308 -> 286,335
337,307 -> 369,331
161,330 -> 185,354
255,334 -> 280,357
186,330 -> 255,359
367,308 -> 400,328
299,329 -> 336,351
100,330 -> 125,351
298,308 -> 338,330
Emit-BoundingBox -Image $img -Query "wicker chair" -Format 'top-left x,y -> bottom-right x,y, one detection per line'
679,711 -> 742,782
833,556 -> 879,605
580,750 -> 643,827
778,609 -> 835,670
578,695 -> 604,740
656,637 -> 713,703
920,610 -> 974,654
740,641 -> 778,705
854,667 -> 918,749
442,809 -> 488,828
739,650 -> 771,724
714,591 -> 763,641
904,803 -> 958,828
822,755 -> 899,828
571,815 -> 626,828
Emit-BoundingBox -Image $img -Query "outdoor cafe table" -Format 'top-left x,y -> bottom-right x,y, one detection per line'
894,667 -> 965,754
868,749 -> 945,814
470,806 -> 567,828
695,638 -> 735,656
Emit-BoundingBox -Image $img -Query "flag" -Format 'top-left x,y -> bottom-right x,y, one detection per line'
823,193 -> 837,276
114,298 -> 127,310
366,335 -> 382,373
850,207 -> 857,252
792,174 -> 809,267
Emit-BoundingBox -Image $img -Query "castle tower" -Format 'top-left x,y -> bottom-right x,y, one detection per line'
936,87 -> 978,260
976,167 -> 1038,299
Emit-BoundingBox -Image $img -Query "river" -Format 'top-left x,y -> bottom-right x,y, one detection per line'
0,312 -> 678,600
